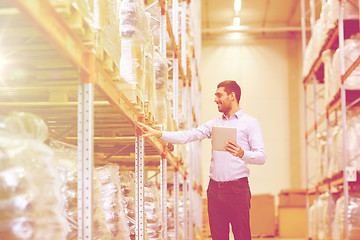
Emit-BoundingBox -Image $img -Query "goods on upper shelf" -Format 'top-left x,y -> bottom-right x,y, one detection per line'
302,0 -> 359,78
330,33 -> 360,100
120,0 -> 168,121
50,0 -> 123,68
154,46 -> 171,130
120,0 -> 150,93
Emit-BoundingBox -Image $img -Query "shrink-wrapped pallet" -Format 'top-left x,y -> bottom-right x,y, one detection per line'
322,49 -> 334,104
50,0 -> 122,70
327,108 -> 360,177
92,170 -> 113,240
119,0 -> 151,94
332,194 -> 360,240
49,140 -> 78,240
347,108 -> 360,170
167,193 -> 185,240
315,131 -> 328,182
49,141 -> 113,240
144,12 -> 157,116
119,171 -> 136,239
331,34 -> 360,100
0,112 -> 67,240
96,164 -> 130,239
101,0 -> 122,70
144,180 -> 162,239
154,47 -> 169,129
328,125 -> 343,177
309,193 -> 332,240
302,0 -> 359,78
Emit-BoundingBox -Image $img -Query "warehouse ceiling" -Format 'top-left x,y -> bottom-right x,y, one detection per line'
201,0 -> 313,36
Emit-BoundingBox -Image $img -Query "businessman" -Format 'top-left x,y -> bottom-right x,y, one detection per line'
137,80 -> 266,240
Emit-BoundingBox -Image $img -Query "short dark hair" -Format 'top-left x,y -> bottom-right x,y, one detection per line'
217,80 -> 241,103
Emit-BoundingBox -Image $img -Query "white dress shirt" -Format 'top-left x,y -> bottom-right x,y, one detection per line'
160,109 -> 266,181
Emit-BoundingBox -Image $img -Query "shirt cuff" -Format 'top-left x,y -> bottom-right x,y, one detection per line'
241,150 -> 254,163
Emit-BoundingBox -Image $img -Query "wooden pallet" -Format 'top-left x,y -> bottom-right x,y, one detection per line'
50,0 -> 94,42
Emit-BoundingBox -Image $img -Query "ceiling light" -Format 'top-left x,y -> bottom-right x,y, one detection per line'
233,16 -> 240,26
234,0 -> 242,12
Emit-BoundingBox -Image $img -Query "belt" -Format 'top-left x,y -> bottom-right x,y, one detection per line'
210,177 -> 248,188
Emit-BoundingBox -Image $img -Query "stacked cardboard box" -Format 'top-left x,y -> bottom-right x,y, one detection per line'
250,194 -> 276,237
278,189 -> 308,238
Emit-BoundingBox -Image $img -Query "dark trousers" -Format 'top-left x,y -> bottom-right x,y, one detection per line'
207,177 -> 251,240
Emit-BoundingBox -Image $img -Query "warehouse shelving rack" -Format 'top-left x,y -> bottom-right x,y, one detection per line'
0,0 -> 202,239
301,0 -> 360,239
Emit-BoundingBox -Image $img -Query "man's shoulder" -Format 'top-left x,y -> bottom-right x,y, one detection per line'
241,112 -> 258,122
241,113 -> 261,130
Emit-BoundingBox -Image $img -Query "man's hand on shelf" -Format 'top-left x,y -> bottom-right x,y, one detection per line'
136,122 -> 162,138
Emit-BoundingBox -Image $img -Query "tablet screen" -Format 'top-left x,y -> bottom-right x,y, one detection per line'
212,126 -> 237,151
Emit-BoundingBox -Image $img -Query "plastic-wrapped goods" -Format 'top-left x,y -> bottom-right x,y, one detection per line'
144,12 -> 157,116
302,0 -> 359,78
302,36 -> 315,77
120,0 -> 153,93
49,140 -> 113,240
315,131 -> 328,183
166,194 -> 185,240
328,108 -> 360,176
96,164 -> 131,240
321,49 -> 334,104
309,193 -> 332,240
332,194 -> 360,240
49,140 -> 78,240
0,112 -> 67,240
50,0 -> 122,69
154,47 -> 169,129
144,180 -> 162,239
327,0 -> 359,28
328,125 -> 343,177
347,108 -> 360,170
146,6 -> 162,48
92,170 -> 113,240
101,0 -> 122,70
331,33 -> 360,101
119,171 -> 136,239
166,195 -> 176,240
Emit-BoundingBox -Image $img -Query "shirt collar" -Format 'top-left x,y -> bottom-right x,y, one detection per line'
222,109 -> 243,119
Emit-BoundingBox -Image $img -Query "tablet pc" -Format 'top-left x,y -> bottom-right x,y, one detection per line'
212,126 -> 237,151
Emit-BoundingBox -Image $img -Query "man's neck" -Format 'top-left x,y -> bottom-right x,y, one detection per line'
224,106 -> 240,118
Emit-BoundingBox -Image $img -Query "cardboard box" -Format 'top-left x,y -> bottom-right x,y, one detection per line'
278,207 -> 307,238
250,194 -> 276,237
279,189 -> 307,207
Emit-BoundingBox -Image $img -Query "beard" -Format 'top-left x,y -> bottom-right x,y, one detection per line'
217,103 -> 231,113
